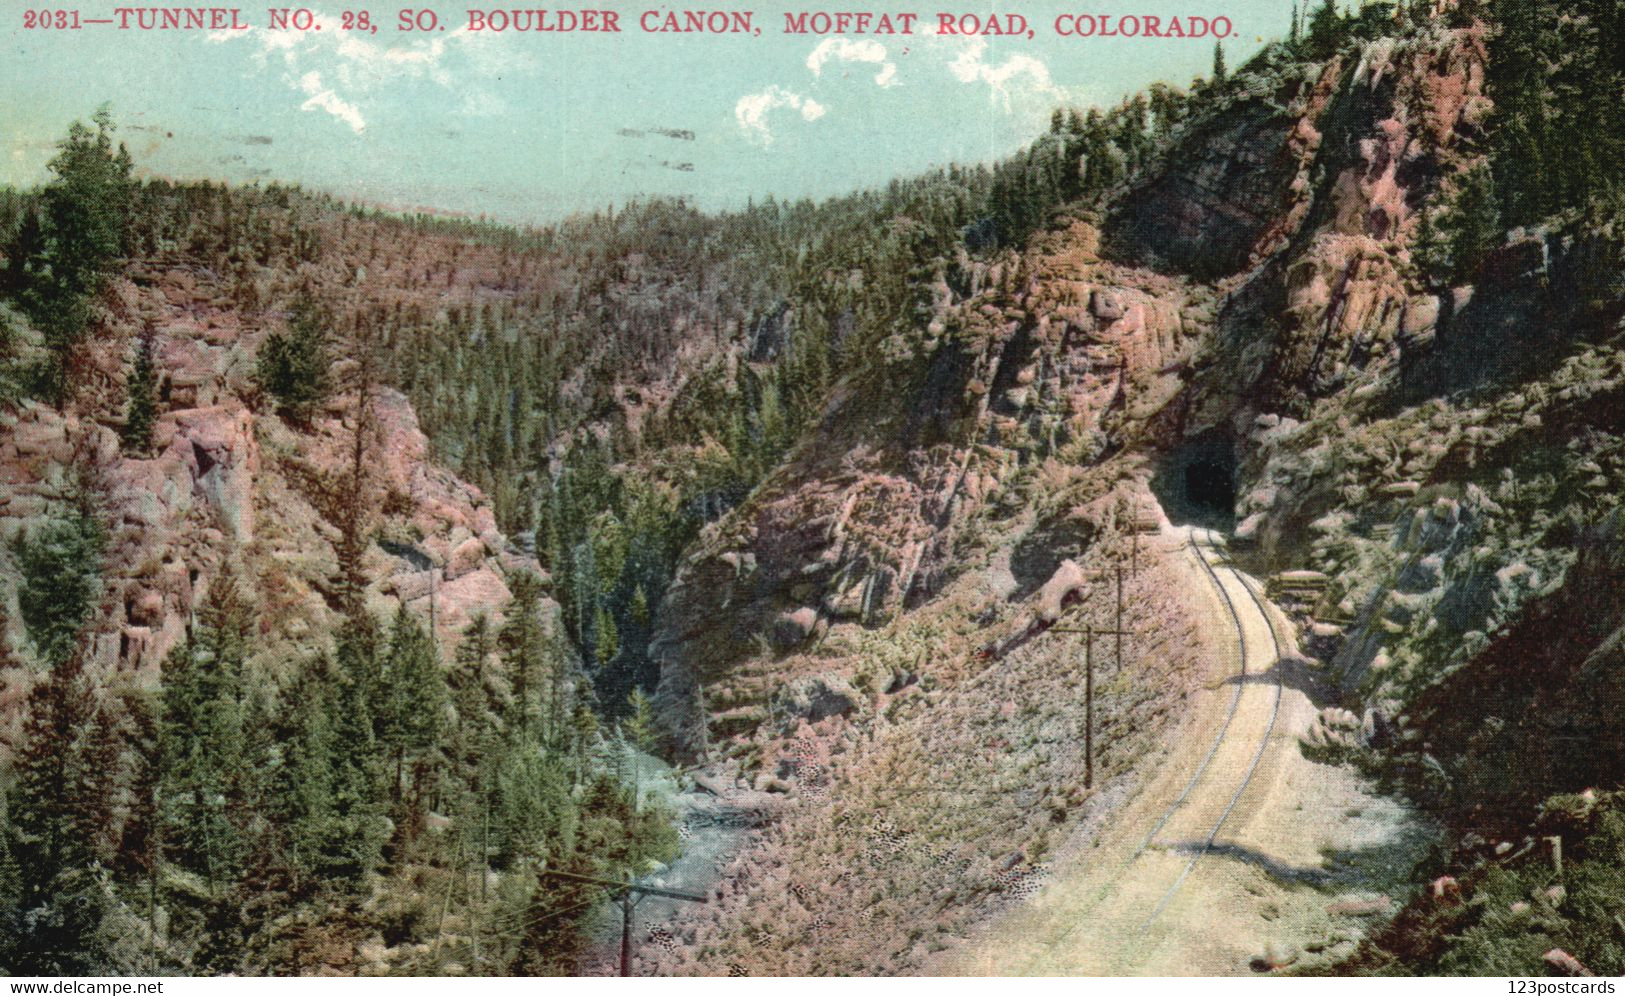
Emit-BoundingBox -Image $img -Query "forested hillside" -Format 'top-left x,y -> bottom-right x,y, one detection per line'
0,46 -> 1222,972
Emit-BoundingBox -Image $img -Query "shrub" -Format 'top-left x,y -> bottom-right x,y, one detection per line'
13,508 -> 104,668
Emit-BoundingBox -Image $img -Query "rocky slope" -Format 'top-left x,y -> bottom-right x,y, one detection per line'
638,20 -> 1625,975
0,224 -> 562,757
651,220 -> 1211,760
4,8 -> 1621,977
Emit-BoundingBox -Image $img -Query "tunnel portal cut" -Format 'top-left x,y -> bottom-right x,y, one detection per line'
1150,432 -> 1239,531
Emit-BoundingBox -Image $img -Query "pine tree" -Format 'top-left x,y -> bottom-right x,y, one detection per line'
318,619 -> 390,883
158,571 -> 251,895
121,323 -> 157,455
450,614 -> 499,786
628,584 -> 651,629
1413,205 -> 1444,286
1306,0 -> 1344,58
540,626 -> 573,751
1446,164 -> 1501,282
499,572 -> 547,734
255,292 -> 331,422
1212,42 -> 1228,85
488,731 -> 575,871
13,505 -> 104,668
0,791 -> 21,970
11,107 -> 134,406
594,602 -> 619,670
378,606 -> 446,840
0,206 -> 46,299
113,689 -> 163,973
266,655 -> 339,883
9,651 -> 115,973
570,701 -> 600,790
621,689 -> 656,813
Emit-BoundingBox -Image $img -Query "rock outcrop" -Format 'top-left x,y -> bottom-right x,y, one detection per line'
651,222 -> 1207,759
0,262 -> 553,698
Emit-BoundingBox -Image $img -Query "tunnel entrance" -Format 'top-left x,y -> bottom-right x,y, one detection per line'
1185,457 -> 1236,517
1150,432 -> 1239,531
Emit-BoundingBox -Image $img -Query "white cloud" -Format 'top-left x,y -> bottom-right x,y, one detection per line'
204,12 -> 505,134
297,70 -> 366,133
944,37 -> 1063,110
806,38 -> 899,88
915,27 -> 1065,115
735,86 -> 826,145
332,28 -> 471,89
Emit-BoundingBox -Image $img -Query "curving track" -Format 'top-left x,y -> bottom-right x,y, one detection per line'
936,523 -> 1321,975
1141,528 -> 1285,925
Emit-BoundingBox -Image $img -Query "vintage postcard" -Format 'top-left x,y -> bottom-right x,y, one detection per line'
1,0 -> 1622,982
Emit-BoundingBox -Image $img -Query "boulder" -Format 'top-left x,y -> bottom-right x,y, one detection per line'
446,536 -> 487,580
1542,949 -> 1592,978
386,570 -> 437,603
1253,942 -> 1299,970
822,581 -> 865,620
128,588 -> 165,626
173,406 -> 258,542
771,606 -> 819,648
691,772 -> 732,797
1401,294 -> 1441,336
1036,560 -> 1088,622
775,673 -> 861,724
11,417 -> 69,462
424,566 -> 513,646
754,773 -> 792,794
120,625 -> 156,670
1325,896 -> 1392,917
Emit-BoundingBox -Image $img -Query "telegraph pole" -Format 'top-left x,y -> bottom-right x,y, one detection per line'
1115,567 -> 1125,672
539,869 -> 707,977
620,891 -> 634,977
1086,625 -> 1095,789
1045,555 -> 1138,789
1053,623 -> 1133,788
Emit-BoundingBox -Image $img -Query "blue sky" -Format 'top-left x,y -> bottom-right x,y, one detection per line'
3,1 -> 1294,223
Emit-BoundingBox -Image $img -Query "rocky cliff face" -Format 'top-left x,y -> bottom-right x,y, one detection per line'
637,21 -> 1624,973
649,26 -> 1511,765
1137,23 -> 1625,823
650,222 -> 1211,760
0,252 -> 558,750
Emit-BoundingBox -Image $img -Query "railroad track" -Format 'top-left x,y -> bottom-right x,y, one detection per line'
1140,527 -> 1285,927
1126,528 -> 1256,864
1048,525 -> 1290,946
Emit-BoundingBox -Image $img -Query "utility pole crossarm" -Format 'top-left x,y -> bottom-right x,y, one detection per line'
626,882 -> 710,904
1045,622 -> 1138,791
539,868 -> 708,904
538,869 -> 707,977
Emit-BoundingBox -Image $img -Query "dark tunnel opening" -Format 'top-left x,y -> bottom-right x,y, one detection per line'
1150,432 -> 1239,531
1185,457 -> 1237,519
